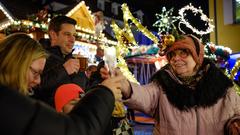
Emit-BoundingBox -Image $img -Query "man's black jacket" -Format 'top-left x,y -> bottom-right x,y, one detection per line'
34,46 -> 87,107
0,85 -> 114,135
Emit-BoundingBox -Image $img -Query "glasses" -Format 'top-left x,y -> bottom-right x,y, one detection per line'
167,49 -> 191,60
30,66 -> 42,79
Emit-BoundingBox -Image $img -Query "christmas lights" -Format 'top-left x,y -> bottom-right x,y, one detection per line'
121,3 -> 159,44
204,42 -> 232,61
153,7 -> 179,34
230,59 -> 240,80
111,3 -> 161,84
0,4 -> 14,30
178,3 -> 214,35
66,1 -> 95,34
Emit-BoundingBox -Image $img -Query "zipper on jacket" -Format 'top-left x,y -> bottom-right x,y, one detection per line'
195,107 -> 199,135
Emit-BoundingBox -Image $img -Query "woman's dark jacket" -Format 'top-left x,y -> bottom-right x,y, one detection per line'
34,46 -> 87,107
0,85 -> 114,135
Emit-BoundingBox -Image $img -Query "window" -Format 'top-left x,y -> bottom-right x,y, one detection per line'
233,0 -> 240,23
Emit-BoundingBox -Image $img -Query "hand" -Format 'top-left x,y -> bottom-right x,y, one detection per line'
114,69 -> 131,98
100,66 -> 111,79
225,119 -> 240,135
100,74 -> 125,101
63,58 -> 80,75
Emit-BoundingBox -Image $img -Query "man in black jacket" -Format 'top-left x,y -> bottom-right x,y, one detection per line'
34,16 -> 87,107
0,84 -> 117,135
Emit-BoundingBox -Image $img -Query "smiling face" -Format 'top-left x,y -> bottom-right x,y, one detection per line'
168,49 -> 197,77
27,58 -> 46,90
50,23 -> 76,55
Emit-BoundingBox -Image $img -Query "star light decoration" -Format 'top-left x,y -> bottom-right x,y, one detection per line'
153,7 -> 180,34
110,3 -> 160,84
178,3 -> 214,35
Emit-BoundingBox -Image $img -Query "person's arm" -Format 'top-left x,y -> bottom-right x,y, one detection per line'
224,87 -> 240,135
0,85 -> 115,135
100,67 -> 160,116
39,54 -> 77,96
122,82 -> 160,116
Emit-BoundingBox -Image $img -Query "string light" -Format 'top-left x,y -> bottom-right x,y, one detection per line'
121,3 -> 159,44
178,3 -> 214,35
66,1 -> 95,34
0,4 -> 14,30
111,3 -> 161,84
204,42 -> 232,60
230,59 -> 240,80
153,7 -> 179,34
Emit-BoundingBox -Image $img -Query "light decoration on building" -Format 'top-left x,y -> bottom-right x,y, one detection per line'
66,1 -> 95,34
178,3 -> 214,35
66,1 -> 84,16
153,7 -> 179,34
76,25 -> 95,34
0,3 -> 14,30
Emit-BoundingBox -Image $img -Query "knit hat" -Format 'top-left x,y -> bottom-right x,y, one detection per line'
54,84 -> 84,112
166,35 -> 204,65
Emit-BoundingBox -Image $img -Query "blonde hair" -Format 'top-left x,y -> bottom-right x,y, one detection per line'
0,33 -> 48,95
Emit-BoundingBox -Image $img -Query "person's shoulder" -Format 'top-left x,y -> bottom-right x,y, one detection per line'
46,46 -> 64,59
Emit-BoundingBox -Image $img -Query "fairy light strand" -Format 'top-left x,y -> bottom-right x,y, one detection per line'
178,3 -> 214,35
111,3 -> 161,84
0,3 -> 15,30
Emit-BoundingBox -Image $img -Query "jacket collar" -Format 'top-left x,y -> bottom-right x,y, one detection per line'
47,46 -> 73,60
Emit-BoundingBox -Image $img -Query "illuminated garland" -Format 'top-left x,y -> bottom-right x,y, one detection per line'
204,42 -> 232,61
230,59 -> 240,80
111,3 -> 161,84
111,21 -> 139,84
3,20 -> 48,35
229,59 -> 240,95
178,3 -> 214,35
0,3 -> 14,30
121,3 -> 159,44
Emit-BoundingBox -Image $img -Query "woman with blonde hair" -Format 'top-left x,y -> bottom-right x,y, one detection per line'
0,33 -> 47,95
0,33 -> 125,135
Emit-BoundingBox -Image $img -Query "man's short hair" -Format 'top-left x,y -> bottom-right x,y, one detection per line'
48,16 -> 77,33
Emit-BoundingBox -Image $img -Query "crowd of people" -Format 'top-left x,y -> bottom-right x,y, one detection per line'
0,15 -> 239,135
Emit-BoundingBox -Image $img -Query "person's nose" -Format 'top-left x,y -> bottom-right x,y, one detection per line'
34,76 -> 41,85
69,35 -> 75,42
172,54 -> 181,61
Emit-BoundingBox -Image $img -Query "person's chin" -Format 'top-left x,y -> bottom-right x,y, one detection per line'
176,70 -> 188,76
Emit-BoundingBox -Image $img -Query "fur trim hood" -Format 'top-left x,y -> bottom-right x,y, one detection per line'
151,58 -> 233,111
